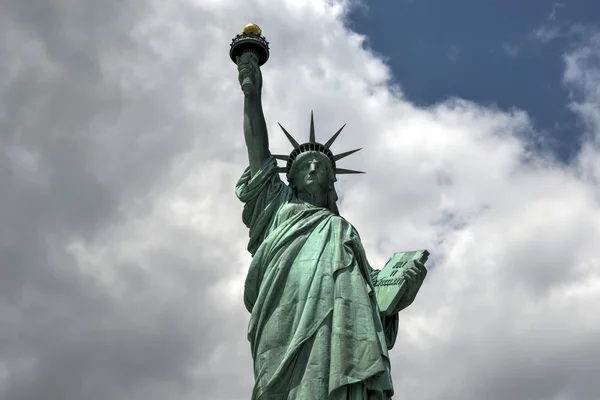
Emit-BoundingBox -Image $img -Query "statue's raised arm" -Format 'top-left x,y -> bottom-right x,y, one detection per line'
235,42 -> 271,176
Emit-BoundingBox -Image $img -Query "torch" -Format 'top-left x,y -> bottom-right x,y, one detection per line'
230,24 -> 270,96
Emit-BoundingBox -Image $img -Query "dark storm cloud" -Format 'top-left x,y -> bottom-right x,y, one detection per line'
0,1 -> 239,399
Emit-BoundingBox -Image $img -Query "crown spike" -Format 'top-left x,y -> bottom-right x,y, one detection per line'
333,148 -> 362,161
272,154 -> 289,161
276,167 -> 288,174
335,168 -> 365,174
324,124 -> 346,149
278,123 -> 300,148
309,110 -> 316,143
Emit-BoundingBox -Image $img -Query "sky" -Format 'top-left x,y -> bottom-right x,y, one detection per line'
347,0 -> 599,162
0,0 -> 599,399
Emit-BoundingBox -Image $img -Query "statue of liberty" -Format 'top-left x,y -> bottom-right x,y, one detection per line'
232,25 -> 427,399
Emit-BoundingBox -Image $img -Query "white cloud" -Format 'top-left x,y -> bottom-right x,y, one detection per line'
503,43 -> 520,57
566,33 -> 600,187
534,24 -> 563,43
1,0 -> 600,399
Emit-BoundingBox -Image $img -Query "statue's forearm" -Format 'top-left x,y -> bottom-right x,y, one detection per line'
244,96 -> 271,176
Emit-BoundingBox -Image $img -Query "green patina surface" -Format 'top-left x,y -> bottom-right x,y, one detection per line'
233,36 -> 428,399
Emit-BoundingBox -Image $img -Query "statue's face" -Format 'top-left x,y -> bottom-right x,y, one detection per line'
292,154 -> 331,195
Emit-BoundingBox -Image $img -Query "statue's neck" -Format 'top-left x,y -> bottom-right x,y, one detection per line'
297,190 -> 328,208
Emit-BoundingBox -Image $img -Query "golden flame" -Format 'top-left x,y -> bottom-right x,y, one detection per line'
242,23 -> 262,36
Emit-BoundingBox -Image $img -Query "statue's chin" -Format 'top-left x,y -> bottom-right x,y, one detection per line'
300,185 -> 326,195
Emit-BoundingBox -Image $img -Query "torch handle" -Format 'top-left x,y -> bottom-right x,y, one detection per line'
237,50 -> 260,97
242,77 -> 254,98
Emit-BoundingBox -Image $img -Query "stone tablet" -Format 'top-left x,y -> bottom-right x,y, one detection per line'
374,250 -> 429,317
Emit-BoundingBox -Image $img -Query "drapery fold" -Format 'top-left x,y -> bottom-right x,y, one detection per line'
236,157 -> 398,399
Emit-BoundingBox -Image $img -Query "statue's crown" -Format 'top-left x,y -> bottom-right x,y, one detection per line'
274,112 -> 364,176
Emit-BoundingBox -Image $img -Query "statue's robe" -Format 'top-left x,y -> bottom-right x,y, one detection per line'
236,157 -> 399,399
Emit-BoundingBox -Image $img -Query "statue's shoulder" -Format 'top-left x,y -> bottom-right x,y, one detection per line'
278,199 -> 308,219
